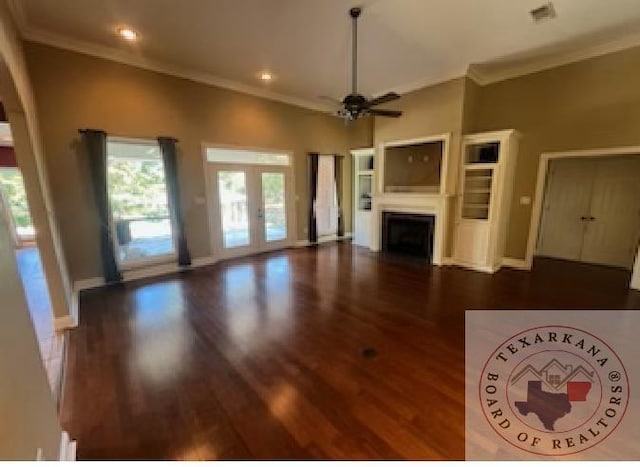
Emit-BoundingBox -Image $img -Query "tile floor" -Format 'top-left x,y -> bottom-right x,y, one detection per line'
15,246 -> 65,401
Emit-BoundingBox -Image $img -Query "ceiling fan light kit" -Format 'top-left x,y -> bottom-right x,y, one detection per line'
335,7 -> 403,121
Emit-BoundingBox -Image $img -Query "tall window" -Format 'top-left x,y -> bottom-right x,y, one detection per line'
316,155 -> 338,237
106,139 -> 175,266
0,168 -> 35,241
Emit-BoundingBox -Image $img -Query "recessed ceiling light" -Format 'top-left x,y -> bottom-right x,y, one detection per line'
117,27 -> 138,41
259,71 -> 274,82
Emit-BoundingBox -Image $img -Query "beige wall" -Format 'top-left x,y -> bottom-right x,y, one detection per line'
24,42 -> 372,282
474,46 -> 640,258
374,78 -> 466,257
0,2 -> 71,320
372,47 -> 640,261
0,198 -> 62,459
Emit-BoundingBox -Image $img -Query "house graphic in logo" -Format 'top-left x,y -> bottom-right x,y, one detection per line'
510,359 -> 594,430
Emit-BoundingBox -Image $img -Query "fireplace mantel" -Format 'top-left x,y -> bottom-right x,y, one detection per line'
370,192 -> 451,265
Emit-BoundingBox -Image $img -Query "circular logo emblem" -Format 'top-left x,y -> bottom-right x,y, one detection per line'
479,325 -> 629,456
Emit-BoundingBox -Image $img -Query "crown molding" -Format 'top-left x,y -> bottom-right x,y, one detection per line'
372,66 -> 471,99
8,0 -> 640,101
469,28 -> 640,86
6,0 -> 333,113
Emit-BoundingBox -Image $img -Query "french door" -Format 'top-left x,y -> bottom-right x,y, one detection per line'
210,163 -> 293,259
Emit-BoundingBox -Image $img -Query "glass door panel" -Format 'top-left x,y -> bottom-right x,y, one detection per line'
261,172 -> 287,242
217,171 -> 250,248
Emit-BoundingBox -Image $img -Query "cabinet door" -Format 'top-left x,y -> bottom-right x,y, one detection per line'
454,221 -> 490,266
354,211 -> 371,247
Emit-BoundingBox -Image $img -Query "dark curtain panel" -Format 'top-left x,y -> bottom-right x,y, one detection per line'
158,137 -> 192,266
79,129 -> 121,283
308,153 -> 319,243
334,155 -> 344,237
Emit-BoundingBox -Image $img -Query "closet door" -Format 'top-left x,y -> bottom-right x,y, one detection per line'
538,159 -> 595,261
581,158 -> 640,269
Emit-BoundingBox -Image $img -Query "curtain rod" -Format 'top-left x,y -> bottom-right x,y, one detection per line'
78,129 -> 179,143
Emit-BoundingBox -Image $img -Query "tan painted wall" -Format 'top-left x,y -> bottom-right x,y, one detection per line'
474,46 -> 640,259
0,3 -> 71,320
24,42 -> 372,282
374,78 -> 466,257
0,196 -> 62,460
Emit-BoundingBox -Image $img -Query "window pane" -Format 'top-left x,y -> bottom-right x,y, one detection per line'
0,169 -> 35,239
262,172 -> 287,242
107,141 -> 175,263
206,148 -> 290,166
218,171 -> 250,248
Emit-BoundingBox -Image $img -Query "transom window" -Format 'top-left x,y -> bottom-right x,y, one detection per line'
206,147 -> 291,166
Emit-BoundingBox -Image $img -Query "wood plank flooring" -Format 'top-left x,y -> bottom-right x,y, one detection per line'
61,243 -> 640,460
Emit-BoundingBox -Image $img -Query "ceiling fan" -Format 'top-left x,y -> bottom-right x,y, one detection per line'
332,7 -> 402,121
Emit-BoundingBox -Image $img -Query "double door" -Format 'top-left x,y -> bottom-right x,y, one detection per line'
210,164 -> 293,259
538,157 -> 640,269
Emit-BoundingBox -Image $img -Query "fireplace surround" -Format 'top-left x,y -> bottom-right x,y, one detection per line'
382,211 -> 435,261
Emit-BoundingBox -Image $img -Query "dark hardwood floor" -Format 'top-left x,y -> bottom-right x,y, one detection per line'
61,243 -> 640,460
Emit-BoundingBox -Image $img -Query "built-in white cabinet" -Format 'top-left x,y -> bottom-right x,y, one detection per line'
352,148 -> 375,248
453,130 -> 519,272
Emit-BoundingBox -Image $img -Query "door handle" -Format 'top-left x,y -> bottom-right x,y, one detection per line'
580,216 -> 596,221
257,208 -> 264,219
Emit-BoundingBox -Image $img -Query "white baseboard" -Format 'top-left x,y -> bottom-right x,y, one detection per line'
295,232 -> 352,248
65,256 -> 218,330
192,256 -> 217,267
58,431 -> 76,461
501,257 -> 530,270
73,276 -> 105,291
54,313 -> 77,331
122,262 -> 185,282
449,259 -> 500,274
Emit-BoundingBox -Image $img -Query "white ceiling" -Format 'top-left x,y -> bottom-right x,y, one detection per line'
10,0 -> 640,110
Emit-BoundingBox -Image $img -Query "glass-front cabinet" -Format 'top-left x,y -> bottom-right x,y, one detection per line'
453,130 -> 519,272
352,148 -> 375,248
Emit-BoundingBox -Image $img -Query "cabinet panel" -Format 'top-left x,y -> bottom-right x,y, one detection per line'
454,221 -> 489,266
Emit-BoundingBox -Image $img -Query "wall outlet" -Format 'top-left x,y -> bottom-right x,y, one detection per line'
194,196 -> 206,206
408,155 -> 413,163
520,196 -> 532,206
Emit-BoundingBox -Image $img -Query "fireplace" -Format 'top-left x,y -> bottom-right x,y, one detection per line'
382,211 -> 435,261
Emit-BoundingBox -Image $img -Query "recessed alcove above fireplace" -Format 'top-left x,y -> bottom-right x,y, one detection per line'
383,139 -> 444,194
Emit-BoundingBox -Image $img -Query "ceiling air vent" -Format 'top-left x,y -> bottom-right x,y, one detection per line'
530,2 -> 557,23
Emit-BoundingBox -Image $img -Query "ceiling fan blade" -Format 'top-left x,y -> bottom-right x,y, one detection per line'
369,109 -> 403,118
368,92 -> 401,107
